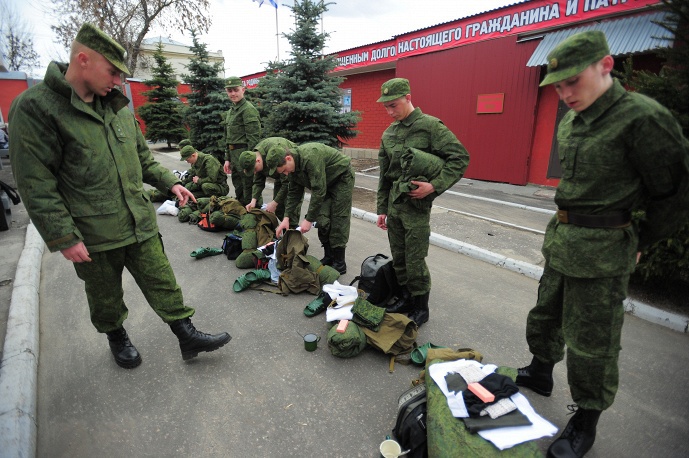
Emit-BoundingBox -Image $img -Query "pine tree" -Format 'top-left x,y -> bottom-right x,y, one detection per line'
182,30 -> 231,161
256,0 -> 360,146
620,0 -> 689,284
137,42 -> 188,149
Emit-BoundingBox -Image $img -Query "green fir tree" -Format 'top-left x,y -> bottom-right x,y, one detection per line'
619,0 -> 689,284
137,42 -> 188,149
182,30 -> 231,161
256,0 -> 360,146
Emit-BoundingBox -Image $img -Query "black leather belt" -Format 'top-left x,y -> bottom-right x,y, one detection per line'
557,209 -> 631,228
228,143 -> 247,151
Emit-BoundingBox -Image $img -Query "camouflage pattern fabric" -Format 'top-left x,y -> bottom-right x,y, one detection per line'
283,142 -> 354,249
327,320 -> 367,358
543,79 -> 689,278
526,264 -> 627,410
425,363 -> 541,457
223,97 -> 262,205
73,234 -> 195,332
209,211 -> 241,229
183,152 -> 229,199
10,62 -> 182,253
377,107 -> 469,295
249,137 -> 297,217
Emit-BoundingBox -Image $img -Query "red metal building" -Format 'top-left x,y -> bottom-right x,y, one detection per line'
243,0 -> 668,187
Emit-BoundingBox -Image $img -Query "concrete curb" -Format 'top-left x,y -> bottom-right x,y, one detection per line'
0,223 -> 44,458
351,207 -> 689,333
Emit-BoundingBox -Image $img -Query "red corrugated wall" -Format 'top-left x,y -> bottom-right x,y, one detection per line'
1,79 -> 30,122
397,36 -> 541,185
339,69 -> 395,149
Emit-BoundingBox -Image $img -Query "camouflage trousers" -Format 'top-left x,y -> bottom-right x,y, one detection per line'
316,168 -> 354,249
229,149 -> 249,205
72,234 -> 195,333
185,182 -> 229,200
525,263 -> 628,410
386,201 -> 431,296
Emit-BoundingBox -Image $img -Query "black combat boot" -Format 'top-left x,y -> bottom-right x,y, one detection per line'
384,286 -> 413,313
320,243 -> 333,266
106,327 -> 142,369
547,405 -> 601,458
331,247 -> 347,274
407,292 -> 430,327
516,355 -> 555,396
169,318 -> 232,361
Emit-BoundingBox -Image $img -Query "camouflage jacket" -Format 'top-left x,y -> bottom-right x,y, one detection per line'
543,79 -> 689,277
9,62 -> 181,253
223,97 -> 261,161
284,143 -> 352,222
250,137 -> 296,201
377,107 -> 470,215
186,152 -> 228,186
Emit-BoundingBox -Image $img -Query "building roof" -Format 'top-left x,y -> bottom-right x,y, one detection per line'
142,36 -> 188,46
527,10 -> 671,66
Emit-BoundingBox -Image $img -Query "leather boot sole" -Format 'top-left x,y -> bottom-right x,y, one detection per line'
114,353 -> 143,369
181,333 -> 232,361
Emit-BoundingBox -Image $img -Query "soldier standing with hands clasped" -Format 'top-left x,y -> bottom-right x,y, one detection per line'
376,78 -> 470,327
10,23 -> 231,369
514,31 -> 689,458
222,76 -> 262,206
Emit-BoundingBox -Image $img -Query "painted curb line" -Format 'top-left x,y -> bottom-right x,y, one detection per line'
351,207 -> 689,333
0,223 -> 44,458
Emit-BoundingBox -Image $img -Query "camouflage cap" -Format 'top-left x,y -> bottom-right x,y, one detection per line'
178,139 -> 192,149
238,150 -> 258,176
225,76 -> 243,88
266,147 -> 288,175
75,23 -> 130,75
540,30 -> 610,87
377,78 -> 411,102
180,145 -> 196,160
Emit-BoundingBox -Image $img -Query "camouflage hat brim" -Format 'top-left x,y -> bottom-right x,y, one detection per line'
376,93 -> 407,103
539,61 -> 593,87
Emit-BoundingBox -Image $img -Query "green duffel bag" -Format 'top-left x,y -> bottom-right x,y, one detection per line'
327,320 -> 367,358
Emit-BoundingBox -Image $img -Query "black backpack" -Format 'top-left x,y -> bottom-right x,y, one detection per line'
392,383 -> 428,458
221,233 -> 243,260
349,254 -> 399,307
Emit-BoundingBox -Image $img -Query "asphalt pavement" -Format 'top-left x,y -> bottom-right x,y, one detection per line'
1,150 -> 688,457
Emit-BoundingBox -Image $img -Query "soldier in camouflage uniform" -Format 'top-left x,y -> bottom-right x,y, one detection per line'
179,145 -> 229,199
516,31 -> 689,458
376,78 -> 470,327
268,143 -> 354,274
222,76 -> 262,206
238,136 -> 297,219
9,23 -> 231,369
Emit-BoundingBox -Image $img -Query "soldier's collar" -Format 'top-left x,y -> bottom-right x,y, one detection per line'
576,79 -> 626,125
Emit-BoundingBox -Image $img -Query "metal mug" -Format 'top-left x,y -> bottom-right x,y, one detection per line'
303,333 -> 320,351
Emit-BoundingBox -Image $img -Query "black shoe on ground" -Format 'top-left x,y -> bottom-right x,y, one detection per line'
106,327 -> 142,369
547,405 -> 601,458
407,292 -> 430,327
169,318 -> 231,360
516,356 -> 554,396
332,246 -> 347,274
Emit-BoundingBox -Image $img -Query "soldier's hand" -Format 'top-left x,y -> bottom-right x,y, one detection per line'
224,161 -> 231,174
299,219 -> 312,234
409,180 -> 435,199
377,214 -> 387,230
276,218 -> 290,238
265,200 -> 278,213
171,184 -> 197,207
245,199 -> 257,211
61,241 -> 92,263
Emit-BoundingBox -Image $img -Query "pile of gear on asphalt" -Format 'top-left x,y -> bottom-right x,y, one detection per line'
154,194 -> 558,457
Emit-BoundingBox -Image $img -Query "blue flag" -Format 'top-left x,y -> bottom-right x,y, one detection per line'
253,0 -> 278,8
